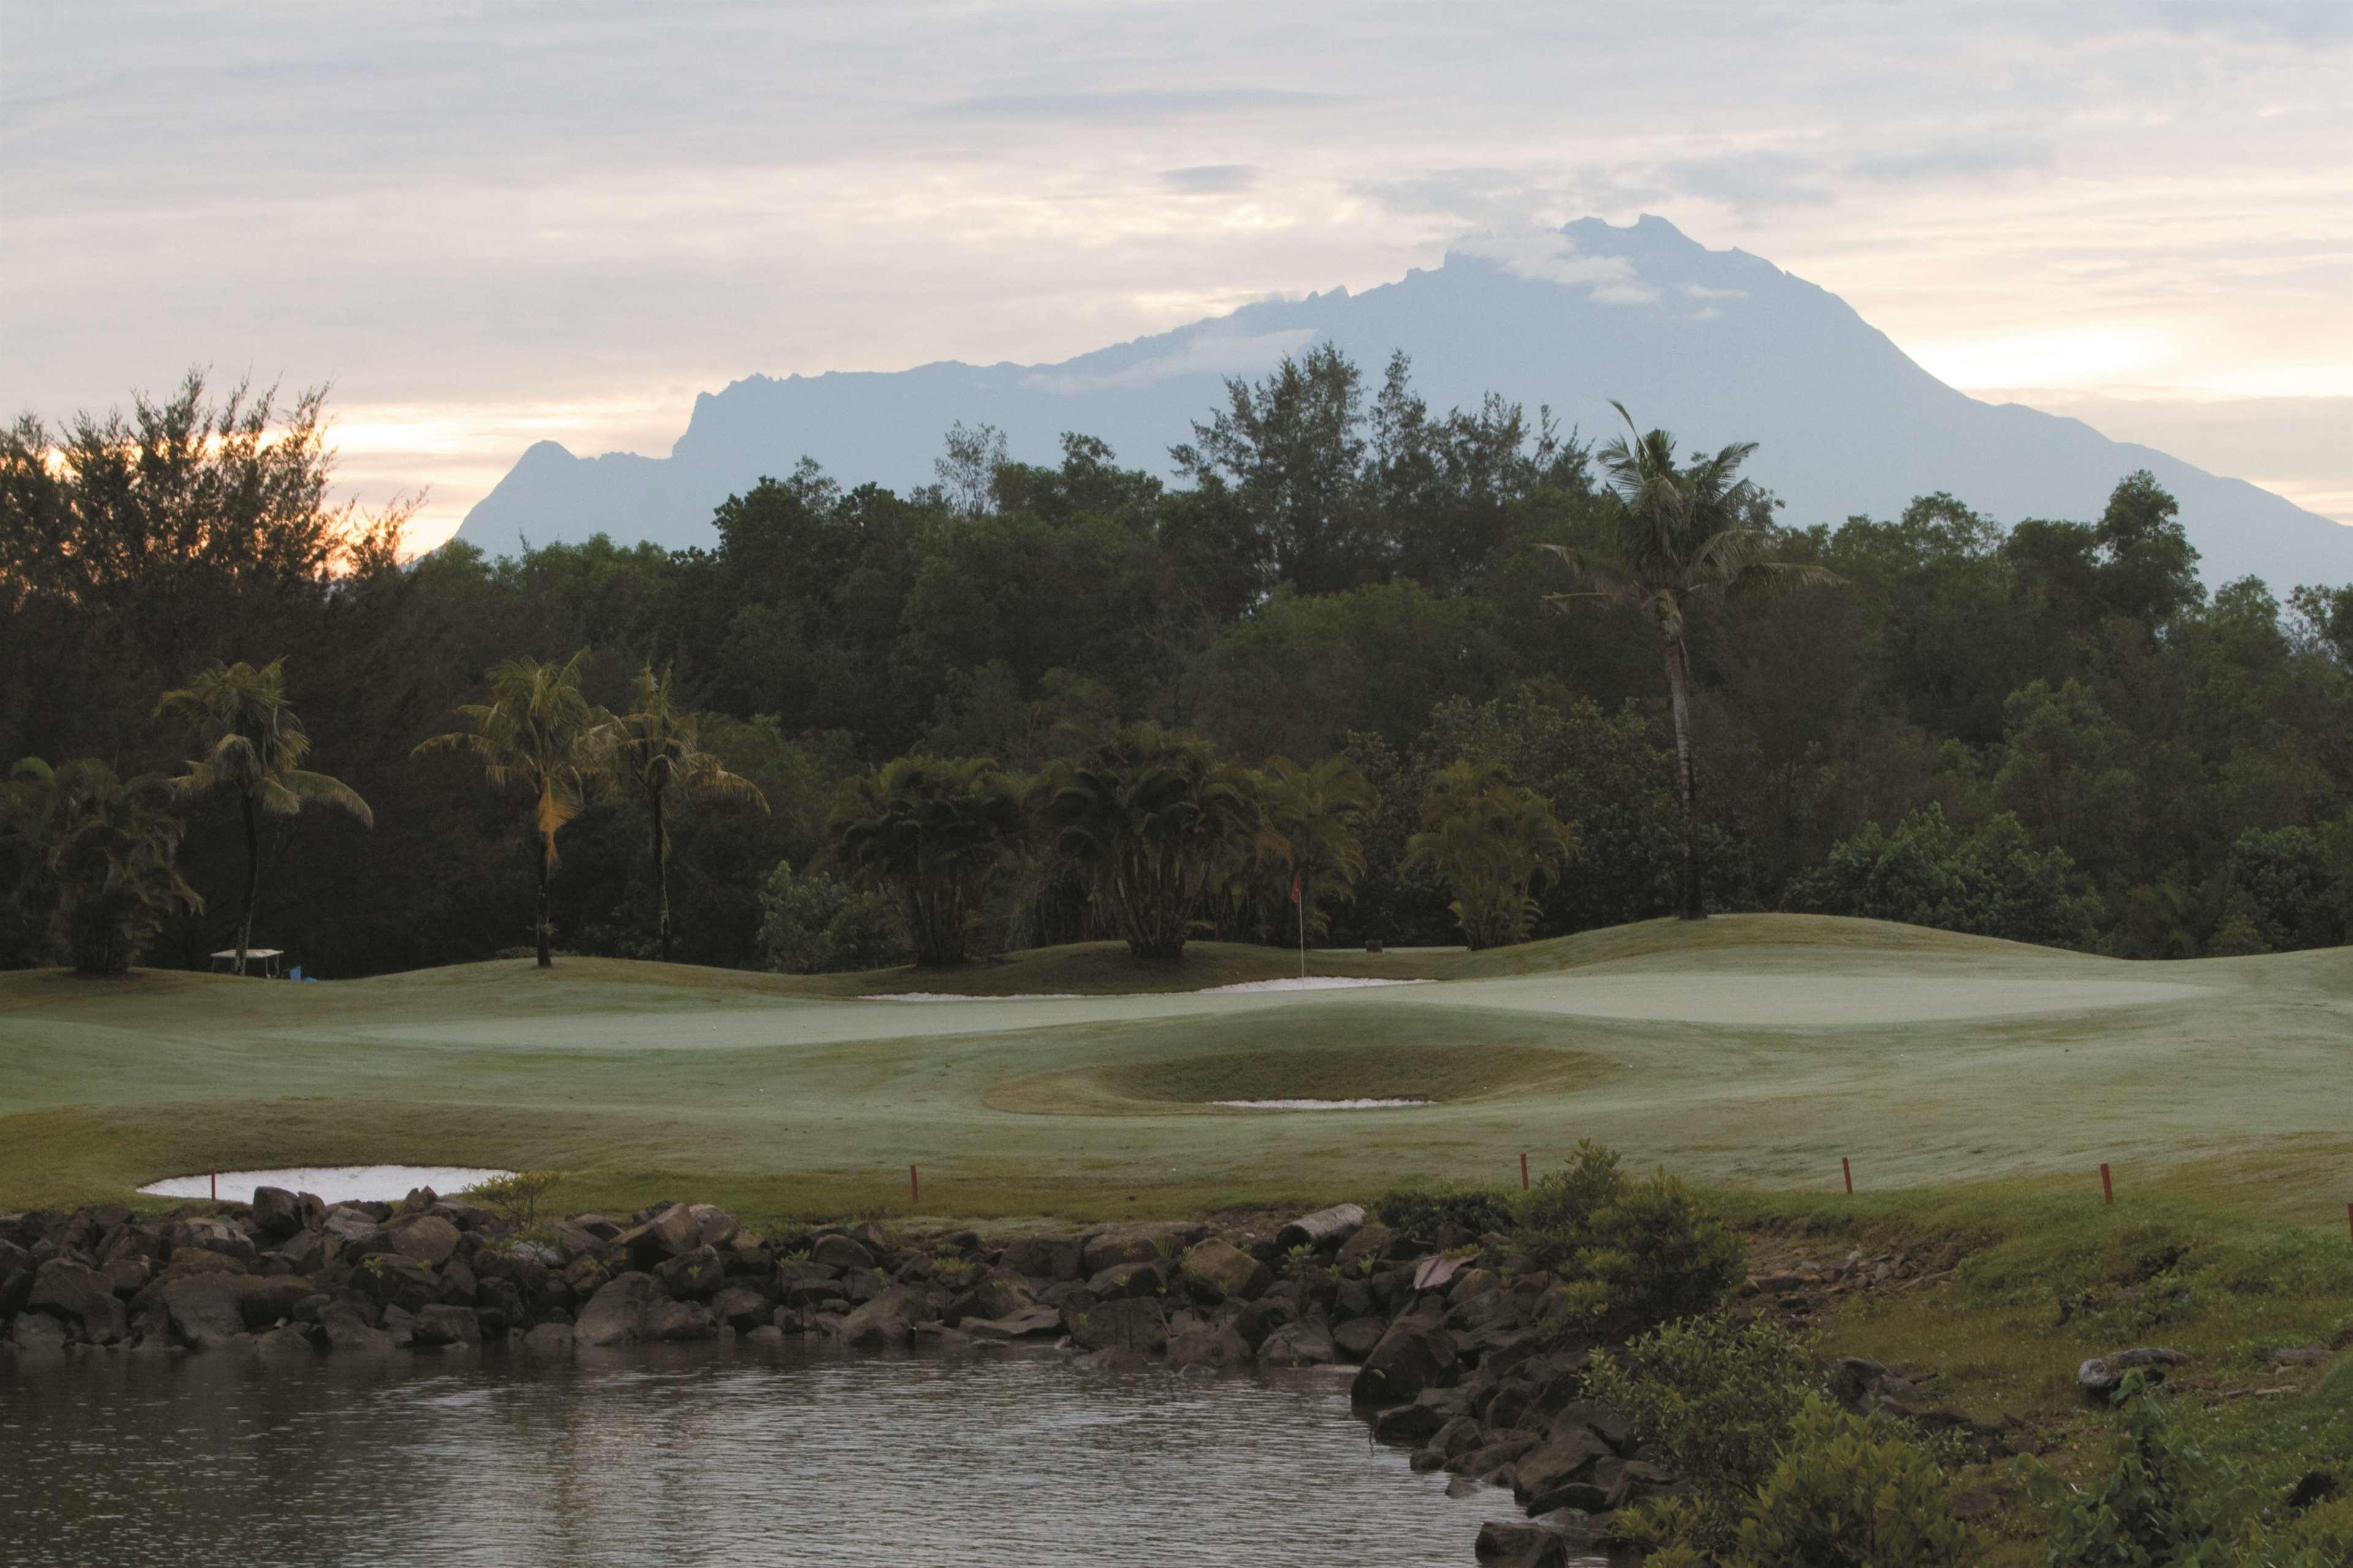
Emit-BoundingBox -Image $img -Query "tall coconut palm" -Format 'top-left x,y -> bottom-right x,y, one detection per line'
413,650 -> 609,969
829,754 -> 1021,967
1539,404 -> 1836,920
1040,724 -> 1260,961
4,757 -> 203,975
1403,759 -> 1574,950
154,658 -> 373,975
1255,754 -> 1378,954
609,663 -> 769,962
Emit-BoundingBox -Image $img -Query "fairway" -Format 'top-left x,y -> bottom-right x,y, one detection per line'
2,915 -> 2346,1221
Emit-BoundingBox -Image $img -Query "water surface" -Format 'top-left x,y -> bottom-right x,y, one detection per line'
1,1343 -> 1601,1567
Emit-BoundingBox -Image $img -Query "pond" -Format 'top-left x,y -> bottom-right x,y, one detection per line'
0,1342 -> 1614,1567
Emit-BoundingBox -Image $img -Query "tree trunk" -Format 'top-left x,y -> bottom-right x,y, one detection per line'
652,790 -> 669,964
1663,637 -> 1705,920
536,835 -> 553,968
237,793 -> 260,975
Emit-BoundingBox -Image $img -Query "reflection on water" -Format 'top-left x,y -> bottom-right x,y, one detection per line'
0,1343 -> 1606,1567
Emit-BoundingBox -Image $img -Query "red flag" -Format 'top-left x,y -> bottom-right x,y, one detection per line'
1289,873 -> 1301,905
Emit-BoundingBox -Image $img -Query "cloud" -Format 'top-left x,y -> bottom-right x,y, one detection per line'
1657,151 -> 1830,210
1022,327 -> 1318,395
1852,140 -> 2055,183
933,88 -> 1343,123
1452,232 -> 1662,305
1160,164 -> 1260,195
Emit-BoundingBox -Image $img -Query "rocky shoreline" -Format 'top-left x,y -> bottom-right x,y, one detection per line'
0,1186 -> 1982,1567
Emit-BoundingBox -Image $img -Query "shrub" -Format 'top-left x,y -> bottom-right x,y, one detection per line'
1519,1140 -> 1746,1330
461,1169 -> 568,1231
2028,1373 -> 2243,1567
1731,1396 -> 1979,1566
1369,1181 -> 1517,1244
756,858 -> 907,974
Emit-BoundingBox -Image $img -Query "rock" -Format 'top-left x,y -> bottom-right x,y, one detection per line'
962,1307 -> 1063,1341
353,1255 -> 441,1315
520,1322 -> 576,1357
1513,1430 -> 1614,1509
383,1214 -> 460,1268
251,1324 -> 317,1357
1275,1203 -> 1366,1253
645,1300 -> 718,1342
1532,1480 -> 1613,1515
317,1301 -> 395,1353
1334,1222 -> 1393,1274
2286,1469 -> 2338,1511
2078,1346 -> 2189,1396
973,1268 -> 1041,1320
839,1294 -> 914,1349
576,1271 -> 669,1346
686,1204 -> 740,1249
1451,1433 -> 1542,1479
10,1312 -> 70,1353
1831,1355 -> 1893,1412
164,1273 -> 252,1349
1001,1235 -> 1086,1281
321,1206 -> 380,1244
1258,1317 -> 1339,1366
654,1245 -> 726,1301
808,1233 -> 875,1273
742,1325 -> 785,1346
164,1247 -> 245,1279
1085,1262 -> 1163,1301
412,1305 -> 481,1347
1411,1254 -> 1467,1293
1066,1296 -> 1168,1354
1081,1222 -> 1203,1276
2269,1345 -> 2330,1368
1180,1239 -> 1271,1304
1374,1401 -> 1453,1445
1473,1520 -> 1573,1568
1333,1316 -> 1389,1362
238,1275 -> 316,1330
1352,1320 -> 1460,1406
1166,1324 -> 1252,1373
28,1259 -> 128,1345
249,1187 -> 307,1241
712,1285 -> 772,1331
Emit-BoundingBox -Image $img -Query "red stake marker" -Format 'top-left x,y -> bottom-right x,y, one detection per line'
1842,1157 -> 1853,1195
2100,1163 -> 2114,1205
210,1170 -> 216,1202
910,1164 -> 919,1206
1520,1153 -> 1529,1191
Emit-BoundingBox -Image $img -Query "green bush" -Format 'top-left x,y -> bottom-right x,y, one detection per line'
1519,1140 -> 1746,1329
1730,1396 -> 1979,1566
1369,1181 -> 1517,1244
756,858 -> 907,973
460,1168 -> 568,1230
2028,1373 -> 2244,1567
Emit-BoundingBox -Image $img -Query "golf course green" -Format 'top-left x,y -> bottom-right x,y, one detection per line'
5,914 -> 2345,1224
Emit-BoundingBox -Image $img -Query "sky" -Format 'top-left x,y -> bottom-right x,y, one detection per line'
4,1 -> 2349,555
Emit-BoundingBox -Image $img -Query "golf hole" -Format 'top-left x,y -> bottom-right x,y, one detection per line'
138,1165 -> 514,1205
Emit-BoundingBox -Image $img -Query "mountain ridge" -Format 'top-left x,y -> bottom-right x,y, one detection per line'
456,216 -> 2352,590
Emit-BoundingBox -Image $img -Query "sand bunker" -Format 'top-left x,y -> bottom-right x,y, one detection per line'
1212,1098 -> 1431,1110
1197,977 -> 1431,994
861,992 -> 1086,1002
1417,973 -> 2207,1027
138,1165 -> 513,1204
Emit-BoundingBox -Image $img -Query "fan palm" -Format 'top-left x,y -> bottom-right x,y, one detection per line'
1539,404 -> 1837,920
1040,724 -> 1260,960
1403,759 -> 1573,949
829,754 -> 1021,967
4,757 -> 202,975
154,657 -> 373,975
609,663 -> 768,962
413,650 -> 610,968
1255,754 -> 1378,947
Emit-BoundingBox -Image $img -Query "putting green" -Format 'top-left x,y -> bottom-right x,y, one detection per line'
1,915 -> 2345,1221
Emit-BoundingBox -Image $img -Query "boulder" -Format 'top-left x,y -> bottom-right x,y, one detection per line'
808,1233 -> 875,1273
249,1187 -> 306,1241
576,1271 -> 669,1347
1257,1317 -> 1338,1367
10,1312 -> 70,1353
1512,1430 -> 1614,1510
686,1204 -> 740,1249
1276,1203 -> 1366,1253
383,1214 -> 460,1268
973,1268 -> 1041,1320
1085,1262 -> 1164,1301
250,1324 -> 317,1357
1002,1235 -> 1087,1282
1180,1239 -> 1271,1304
654,1245 -> 726,1301
1334,1222 -> 1394,1274
839,1293 -> 914,1349
645,1299 -> 719,1342
317,1301 -> 395,1353
2078,1346 -> 2189,1396
1332,1316 -> 1389,1362
412,1305 -> 481,1347
521,1322 -> 576,1357
1352,1320 -> 1460,1406
961,1307 -> 1063,1341
1473,1520 -> 1574,1568
1451,1432 -> 1542,1479
321,1206 -> 381,1244
28,1259 -> 128,1345
164,1247 -> 245,1279
238,1274 -> 316,1330
1066,1296 -> 1168,1354
712,1285 -> 772,1332
1166,1324 -> 1252,1373
353,1256 -> 441,1316
164,1272 -> 251,1349
1081,1222 -> 1203,1276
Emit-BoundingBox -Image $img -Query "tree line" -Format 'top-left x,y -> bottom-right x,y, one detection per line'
4,357 -> 2349,975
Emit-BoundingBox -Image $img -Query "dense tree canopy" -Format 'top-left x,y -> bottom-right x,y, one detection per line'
2,355 -> 2347,974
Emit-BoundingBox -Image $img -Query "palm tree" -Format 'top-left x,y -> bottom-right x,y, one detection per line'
4,757 -> 203,975
1040,724 -> 1260,961
1404,759 -> 1573,950
1255,754 -> 1378,952
154,658 -> 373,975
609,664 -> 768,962
1539,404 -> 1836,920
829,755 -> 1021,967
413,651 -> 610,969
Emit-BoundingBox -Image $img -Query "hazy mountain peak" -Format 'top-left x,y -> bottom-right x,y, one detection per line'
456,223 -> 2351,591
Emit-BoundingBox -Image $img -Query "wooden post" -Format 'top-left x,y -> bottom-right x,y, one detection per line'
2100,1163 -> 2113,1205
1519,1153 -> 1529,1191
210,1170 -> 216,1202
910,1165 -> 919,1206
1842,1156 -> 1853,1195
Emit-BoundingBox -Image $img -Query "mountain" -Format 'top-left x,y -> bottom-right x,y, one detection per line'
455,216 -> 2353,591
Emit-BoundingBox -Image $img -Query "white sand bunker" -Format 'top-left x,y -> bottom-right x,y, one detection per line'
1214,1098 -> 1432,1110
862,992 -> 1086,1002
1198,977 -> 1432,994
139,1165 -> 514,1204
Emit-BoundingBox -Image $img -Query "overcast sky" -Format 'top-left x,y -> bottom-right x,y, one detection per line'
4,1 -> 2348,552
